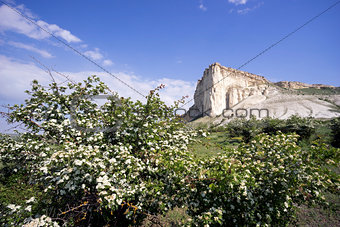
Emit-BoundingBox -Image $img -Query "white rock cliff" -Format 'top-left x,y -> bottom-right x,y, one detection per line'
190,63 -> 270,117
188,63 -> 340,120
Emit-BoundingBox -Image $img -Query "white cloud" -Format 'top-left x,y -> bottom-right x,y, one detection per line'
199,4 -> 207,11
2,0 -> 16,5
36,20 -> 81,43
0,55 -> 50,101
103,59 -> 113,66
0,55 -> 196,107
8,41 -> 53,58
64,71 -> 196,106
154,78 -> 196,106
237,7 -> 252,14
0,4 -> 119,71
199,0 -> 207,11
0,4 -> 81,43
15,4 -> 36,19
228,0 -> 248,5
84,48 -> 103,61
0,4 -> 48,40
237,2 -> 263,14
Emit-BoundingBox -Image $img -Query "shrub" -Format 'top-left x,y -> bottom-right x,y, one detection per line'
0,76 -> 195,226
184,132 -> 339,226
330,117 -> 340,148
282,115 -> 317,140
223,116 -> 262,142
224,116 -> 317,142
261,117 -> 286,135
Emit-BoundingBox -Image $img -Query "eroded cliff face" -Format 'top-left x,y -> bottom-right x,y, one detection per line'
188,63 -> 340,121
190,63 -> 270,117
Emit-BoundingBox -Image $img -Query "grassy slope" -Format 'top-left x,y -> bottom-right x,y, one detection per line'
187,131 -> 239,158
296,87 -> 340,95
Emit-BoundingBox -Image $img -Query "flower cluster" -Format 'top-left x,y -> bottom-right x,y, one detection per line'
23,215 -> 59,227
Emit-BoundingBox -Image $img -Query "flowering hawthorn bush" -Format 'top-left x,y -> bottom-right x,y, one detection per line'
0,76 -> 338,226
0,76 -> 198,226
184,133 -> 339,226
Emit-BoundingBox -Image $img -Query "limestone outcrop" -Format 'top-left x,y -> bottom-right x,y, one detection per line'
188,63 -> 340,120
190,63 -> 270,117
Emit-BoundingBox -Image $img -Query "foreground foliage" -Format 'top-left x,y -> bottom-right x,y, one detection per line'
219,116 -> 318,143
185,133 -> 339,226
330,117 -> 340,148
0,76 -> 339,226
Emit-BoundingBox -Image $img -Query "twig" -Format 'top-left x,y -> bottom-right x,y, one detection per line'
51,68 -> 77,85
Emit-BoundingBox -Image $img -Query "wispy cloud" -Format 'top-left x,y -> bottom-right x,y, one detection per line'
228,0 -> 248,5
36,20 -> 81,43
0,4 -> 81,43
84,49 -> 114,66
15,3 -> 37,19
199,0 -> 207,11
237,7 -> 252,14
84,48 -> 103,61
8,41 -> 53,58
0,55 -> 196,107
237,2 -> 263,14
0,55 -> 51,101
0,3 -> 119,72
103,59 -> 113,66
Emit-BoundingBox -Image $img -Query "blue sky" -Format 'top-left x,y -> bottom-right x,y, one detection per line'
0,0 -> 340,132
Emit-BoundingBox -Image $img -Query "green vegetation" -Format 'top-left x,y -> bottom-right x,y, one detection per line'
211,115 -> 318,142
187,131 -> 237,158
185,116 -> 340,226
330,117 -> 340,148
296,87 -> 340,95
0,77 -> 339,226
